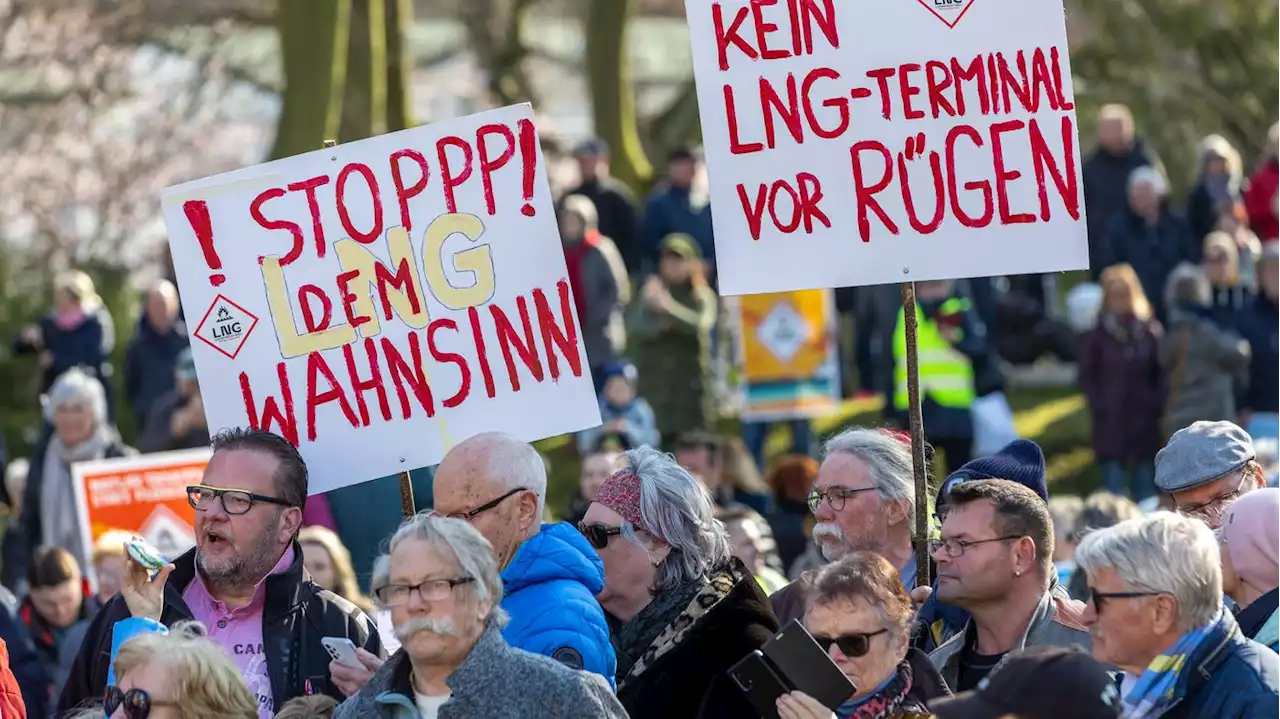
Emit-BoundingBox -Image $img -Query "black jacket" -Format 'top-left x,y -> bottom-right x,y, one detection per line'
56,542 -> 381,715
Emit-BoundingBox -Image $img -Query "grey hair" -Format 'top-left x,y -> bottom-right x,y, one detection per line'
822,427 -> 919,531
620,446 -> 731,593
370,553 -> 391,593
1196,134 -> 1243,183
1128,165 -> 1168,196
43,367 -> 107,425
459,432 -> 548,519
1075,511 -> 1222,628
386,513 -> 509,627
559,193 -> 599,230
1164,262 -> 1211,312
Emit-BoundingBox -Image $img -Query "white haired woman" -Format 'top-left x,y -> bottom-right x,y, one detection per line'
1102,165 -> 1197,323
9,368 -> 134,588
776,552 -> 949,719
581,446 -> 778,718
1076,512 -> 1279,718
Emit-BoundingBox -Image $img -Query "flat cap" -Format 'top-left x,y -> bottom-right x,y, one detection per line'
1155,421 -> 1255,493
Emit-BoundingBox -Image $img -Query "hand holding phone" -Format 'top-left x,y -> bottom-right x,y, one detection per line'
322,637 -> 361,669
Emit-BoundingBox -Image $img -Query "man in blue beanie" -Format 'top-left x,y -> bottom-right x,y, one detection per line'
913,439 -> 1066,653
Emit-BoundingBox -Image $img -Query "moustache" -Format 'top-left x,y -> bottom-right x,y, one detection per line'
812,522 -> 845,541
395,616 -> 456,642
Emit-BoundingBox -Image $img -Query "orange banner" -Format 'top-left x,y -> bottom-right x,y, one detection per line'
72,448 -> 211,564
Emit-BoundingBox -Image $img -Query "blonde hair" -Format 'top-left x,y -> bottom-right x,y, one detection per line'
54,270 -> 102,311
1203,231 -> 1240,283
114,622 -> 257,719
299,526 -> 373,614
1196,134 -> 1243,182
91,530 -> 133,566
275,694 -> 338,719
1098,263 -> 1153,321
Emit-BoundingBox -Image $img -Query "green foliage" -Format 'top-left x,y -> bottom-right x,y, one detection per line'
1069,0 -> 1280,195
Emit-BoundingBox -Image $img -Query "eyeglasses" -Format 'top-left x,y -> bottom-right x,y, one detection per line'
186,485 -> 295,516
1174,475 -> 1250,525
375,576 -> 475,606
577,522 -> 622,549
1089,588 -> 1164,611
929,535 -> 1023,558
431,487 -> 527,521
811,629 -> 888,658
103,686 -> 176,719
807,486 -> 878,513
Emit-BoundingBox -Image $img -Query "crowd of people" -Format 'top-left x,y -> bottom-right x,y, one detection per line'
0,102 -> 1275,718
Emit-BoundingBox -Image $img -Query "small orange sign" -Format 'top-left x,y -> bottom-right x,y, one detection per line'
72,448 -> 211,564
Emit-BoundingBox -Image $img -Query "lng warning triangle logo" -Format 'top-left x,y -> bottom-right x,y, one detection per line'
918,0 -> 978,28
194,294 -> 258,360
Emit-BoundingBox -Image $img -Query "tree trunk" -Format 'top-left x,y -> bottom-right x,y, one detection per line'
338,0 -> 387,142
586,0 -> 653,196
270,0 -> 352,159
384,0 -> 414,131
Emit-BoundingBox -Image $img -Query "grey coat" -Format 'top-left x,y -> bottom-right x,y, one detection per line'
333,621 -> 627,719
1159,310 -> 1251,436
578,237 -> 630,370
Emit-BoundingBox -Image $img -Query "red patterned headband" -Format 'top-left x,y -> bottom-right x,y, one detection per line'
596,467 -> 648,533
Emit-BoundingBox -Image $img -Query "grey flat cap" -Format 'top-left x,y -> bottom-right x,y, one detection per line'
1155,421 -> 1256,493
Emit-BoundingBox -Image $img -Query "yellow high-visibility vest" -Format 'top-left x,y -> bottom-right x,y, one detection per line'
893,299 -> 976,411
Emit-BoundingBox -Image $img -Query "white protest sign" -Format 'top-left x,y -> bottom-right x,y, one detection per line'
685,0 -> 1089,295
161,104 -> 600,494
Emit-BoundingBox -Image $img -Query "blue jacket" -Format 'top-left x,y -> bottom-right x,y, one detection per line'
1236,294 -> 1279,414
1162,615 -> 1280,719
123,314 -> 189,428
576,398 -> 659,454
643,185 -> 714,263
500,522 -> 616,689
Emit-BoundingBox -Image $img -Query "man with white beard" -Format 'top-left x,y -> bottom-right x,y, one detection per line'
769,427 -> 919,625
334,514 -> 627,719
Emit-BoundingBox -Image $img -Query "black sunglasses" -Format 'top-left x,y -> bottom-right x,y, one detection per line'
433,487 -> 528,521
104,686 -> 175,719
577,522 -> 622,549
811,629 -> 888,658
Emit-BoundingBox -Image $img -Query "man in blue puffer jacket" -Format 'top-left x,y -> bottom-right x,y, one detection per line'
433,432 -> 617,689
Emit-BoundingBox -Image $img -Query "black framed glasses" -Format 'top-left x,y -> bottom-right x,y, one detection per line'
811,629 -> 888,658
104,686 -> 176,719
807,486 -> 878,513
577,522 -> 623,549
1090,588 -> 1163,611
433,487 -> 527,521
186,485 -> 295,516
929,535 -> 1023,558
375,576 -> 475,606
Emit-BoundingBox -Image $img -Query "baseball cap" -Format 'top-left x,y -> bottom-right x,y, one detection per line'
573,137 -> 608,158
1154,421 -> 1255,493
930,646 -> 1121,719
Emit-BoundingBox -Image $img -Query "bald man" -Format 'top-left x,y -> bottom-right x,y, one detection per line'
124,280 -> 189,428
432,433 -> 617,688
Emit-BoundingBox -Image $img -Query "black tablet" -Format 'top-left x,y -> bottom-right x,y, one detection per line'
729,619 -> 857,716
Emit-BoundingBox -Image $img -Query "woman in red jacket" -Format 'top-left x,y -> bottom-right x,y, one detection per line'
1244,123 -> 1279,243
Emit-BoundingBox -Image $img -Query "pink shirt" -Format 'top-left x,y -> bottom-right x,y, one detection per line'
183,546 -> 295,719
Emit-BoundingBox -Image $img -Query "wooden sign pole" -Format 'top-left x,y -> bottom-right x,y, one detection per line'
899,282 -> 931,589
322,138 -> 416,518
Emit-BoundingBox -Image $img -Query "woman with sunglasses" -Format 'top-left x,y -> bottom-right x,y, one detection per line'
102,620 -> 256,719
777,552 -> 950,719
579,446 -> 778,719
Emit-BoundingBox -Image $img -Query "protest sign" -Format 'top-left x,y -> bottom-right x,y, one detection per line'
161,105 -> 600,494
735,289 -> 839,421
685,0 -> 1089,295
72,448 -> 210,567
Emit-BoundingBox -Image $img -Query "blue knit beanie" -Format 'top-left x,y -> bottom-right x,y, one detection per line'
937,439 -> 1049,505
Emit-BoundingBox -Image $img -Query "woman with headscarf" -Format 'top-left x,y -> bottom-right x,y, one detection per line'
1220,488 -> 1279,651
777,552 -> 949,719
1187,135 -> 1244,244
580,446 -> 778,718
9,368 -> 134,588
631,233 -> 718,444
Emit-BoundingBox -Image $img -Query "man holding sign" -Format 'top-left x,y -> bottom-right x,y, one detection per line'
58,428 -> 381,716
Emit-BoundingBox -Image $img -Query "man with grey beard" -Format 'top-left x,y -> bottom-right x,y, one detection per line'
58,428 -> 381,716
769,427 -> 919,625
334,514 -> 627,719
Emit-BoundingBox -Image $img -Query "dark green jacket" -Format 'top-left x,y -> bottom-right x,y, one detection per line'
629,282 -> 717,436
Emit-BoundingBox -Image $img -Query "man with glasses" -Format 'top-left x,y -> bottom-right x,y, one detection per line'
1155,421 -> 1266,529
769,427 -> 919,626
1076,512 -> 1278,717
928,480 -> 1091,692
429,432 -> 615,687
333,513 -> 626,718
58,428 -> 381,717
